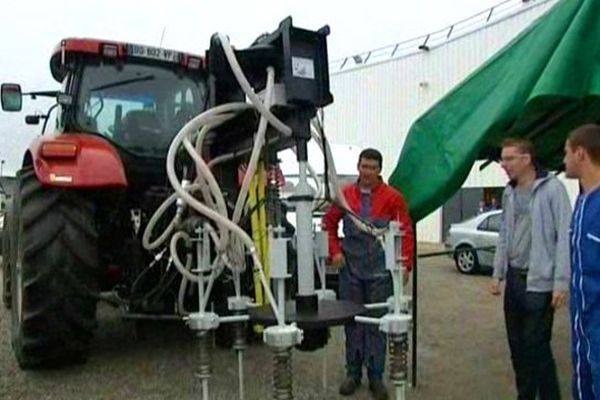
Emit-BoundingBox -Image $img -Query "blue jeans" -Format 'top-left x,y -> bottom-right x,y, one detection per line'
339,266 -> 392,382
504,268 -> 560,400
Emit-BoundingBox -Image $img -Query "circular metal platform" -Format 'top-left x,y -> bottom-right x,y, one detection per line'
249,299 -> 366,329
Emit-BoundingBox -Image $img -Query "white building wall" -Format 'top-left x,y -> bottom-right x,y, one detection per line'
326,0 -> 558,242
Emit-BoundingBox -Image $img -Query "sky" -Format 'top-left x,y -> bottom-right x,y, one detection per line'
0,0 -> 500,175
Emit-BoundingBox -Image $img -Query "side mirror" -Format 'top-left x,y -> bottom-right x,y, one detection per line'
1,83 -> 23,112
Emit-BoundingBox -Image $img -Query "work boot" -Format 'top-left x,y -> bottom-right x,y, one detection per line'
339,376 -> 361,396
369,379 -> 389,400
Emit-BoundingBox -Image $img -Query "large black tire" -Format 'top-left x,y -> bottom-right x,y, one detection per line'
11,168 -> 100,368
2,197 -> 15,309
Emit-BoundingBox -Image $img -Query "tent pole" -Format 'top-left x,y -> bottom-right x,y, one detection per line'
411,223 -> 418,387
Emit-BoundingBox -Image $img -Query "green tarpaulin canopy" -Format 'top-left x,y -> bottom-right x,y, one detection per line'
389,0 -> 600,222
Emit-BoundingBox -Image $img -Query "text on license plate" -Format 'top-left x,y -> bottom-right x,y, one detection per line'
127,44 -> 181,63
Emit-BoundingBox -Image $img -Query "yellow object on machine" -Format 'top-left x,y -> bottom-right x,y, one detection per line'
249,161 -> 270,307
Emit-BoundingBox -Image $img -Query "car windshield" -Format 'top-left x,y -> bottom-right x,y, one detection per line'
76,62 -> 206,157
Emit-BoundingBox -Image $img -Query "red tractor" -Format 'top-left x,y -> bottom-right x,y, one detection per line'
1,18 -> 334,369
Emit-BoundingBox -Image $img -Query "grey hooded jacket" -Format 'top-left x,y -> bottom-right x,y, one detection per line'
493,171 -> 572,292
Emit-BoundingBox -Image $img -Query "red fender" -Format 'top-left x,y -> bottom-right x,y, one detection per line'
29,134 -> 128,188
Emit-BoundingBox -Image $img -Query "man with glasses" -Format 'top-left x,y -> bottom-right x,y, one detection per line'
489,138 -> 571,400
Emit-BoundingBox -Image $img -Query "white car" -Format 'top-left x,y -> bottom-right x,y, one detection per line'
444,210 -> 501,274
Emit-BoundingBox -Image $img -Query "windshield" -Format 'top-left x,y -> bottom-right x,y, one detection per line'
76,62 -> 206,157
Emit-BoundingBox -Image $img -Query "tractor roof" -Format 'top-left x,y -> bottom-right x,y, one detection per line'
50,38 -> 204,82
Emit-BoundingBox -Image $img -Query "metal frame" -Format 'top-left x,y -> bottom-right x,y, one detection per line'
330,0 -> 555,73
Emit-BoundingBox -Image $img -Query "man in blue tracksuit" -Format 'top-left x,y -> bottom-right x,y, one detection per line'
564,124 -> 600,400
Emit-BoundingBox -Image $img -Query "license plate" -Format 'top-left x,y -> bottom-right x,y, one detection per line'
127,44 -> 181,63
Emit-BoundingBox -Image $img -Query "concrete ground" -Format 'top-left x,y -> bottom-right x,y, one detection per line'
0,244 -> 572,399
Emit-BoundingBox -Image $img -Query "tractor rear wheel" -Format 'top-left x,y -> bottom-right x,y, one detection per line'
11,168 -> 100,368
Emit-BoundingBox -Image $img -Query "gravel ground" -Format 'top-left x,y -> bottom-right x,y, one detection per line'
0,244 -> 572,399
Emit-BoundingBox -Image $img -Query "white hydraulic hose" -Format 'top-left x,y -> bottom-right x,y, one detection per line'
190,67 -> 276,279
217,33 -> 292,137
142,183 -> 203,250
189,115 -> 244,253
184,134 -> 230,242
231,66 -> 275,226
198,66 -> 275,295
166,104 -> 284,325
170,231 -> 202,283
225,65 -> 275,297
143,119 -> 237,253
142,193 -> 179,250
177,225 -> 222,314
191,125 -> 230,220
157,37 -> 293,325
199,223 -> 227,312
206,136 -> 281,169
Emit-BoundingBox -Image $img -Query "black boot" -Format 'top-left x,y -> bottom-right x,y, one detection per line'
339,376 -> 361,396
369,379 -> 389,400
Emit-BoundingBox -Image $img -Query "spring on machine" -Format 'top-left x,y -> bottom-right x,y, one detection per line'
195,331 -> 212,381
389,332 -> 409,384
272,346 -> 293,400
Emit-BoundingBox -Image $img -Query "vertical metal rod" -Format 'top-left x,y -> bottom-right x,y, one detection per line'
411,224 -> 418,387
196,331 -> 211,400
392,270 -> 401,315
322,348 -> 327,391
202,380 -> 209,400
315,254 -> 326,290
238,350 -> 245,400
296,160 -> 315,297
211,303 -> 216,349
196,228 -> 205,312
395,383 -> 405,400
277,279 -> 285,326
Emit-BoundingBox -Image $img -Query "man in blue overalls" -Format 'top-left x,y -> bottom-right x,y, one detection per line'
564,124 -> 600,400
323,149 -> 414,400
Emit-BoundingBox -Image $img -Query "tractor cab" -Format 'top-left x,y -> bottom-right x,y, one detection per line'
4,39 -> 207,160
58,40 -> 207,159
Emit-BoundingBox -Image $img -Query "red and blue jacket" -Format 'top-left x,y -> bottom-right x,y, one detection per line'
322,180 -> 414,279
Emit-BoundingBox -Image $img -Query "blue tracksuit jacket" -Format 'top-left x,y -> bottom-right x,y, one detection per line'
571,185 -> 600,400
